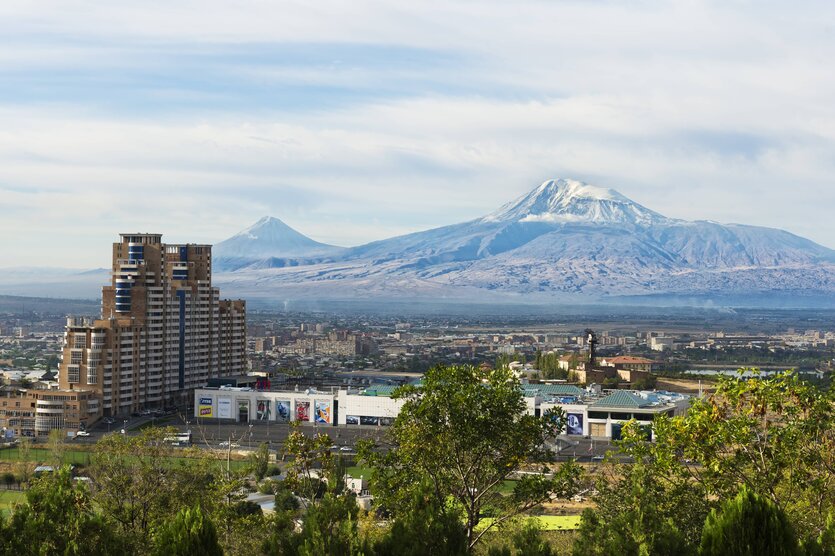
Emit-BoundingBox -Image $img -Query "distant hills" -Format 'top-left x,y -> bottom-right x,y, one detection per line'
3,178 -> 835,308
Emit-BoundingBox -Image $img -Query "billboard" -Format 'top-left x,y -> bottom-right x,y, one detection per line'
256,400 -> 271,421
360,415 -> 379,426
198,397 -> 213,418
218,397 -> 232,419
566,413 -> 584,435
346,415 -> 359,425
314,400 -> 331,424
275,400 -> 291,422
379,417 -> 394,427
295,400 -> 310,422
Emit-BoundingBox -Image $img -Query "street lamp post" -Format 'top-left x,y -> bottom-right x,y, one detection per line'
248,423 -> 253,449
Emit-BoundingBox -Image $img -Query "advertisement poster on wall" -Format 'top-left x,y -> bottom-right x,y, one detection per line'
295,400 -> 310,422
360,416 -> 379,426
198,397 -> 213,418
275,400 -> 291,422
346,415 -> 359,425
566,413 -> 584,435
314,400 -> 331,424
256,400 -> 271,421
218,397 -> 232,419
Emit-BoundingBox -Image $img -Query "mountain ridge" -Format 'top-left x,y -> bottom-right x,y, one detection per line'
210,178 -> 835,303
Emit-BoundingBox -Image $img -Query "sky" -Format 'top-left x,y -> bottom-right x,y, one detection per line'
2,0 -> 835,267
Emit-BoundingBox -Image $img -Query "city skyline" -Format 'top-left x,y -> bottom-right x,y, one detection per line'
3,1 -> 835,267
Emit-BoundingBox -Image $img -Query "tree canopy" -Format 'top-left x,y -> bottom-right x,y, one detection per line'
361,364 -> 581,551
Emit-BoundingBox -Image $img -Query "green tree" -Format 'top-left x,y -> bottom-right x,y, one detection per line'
373,478 -> 468,556
153,505 -> 223,556
511,519 -> 552,556
700,486 -> 799,556
47,428 -> 66,467
250,442 -> 270,481
90,427 -> 217,552
270,424 -> 368,555
16,437 -> 31,485
804,514 -> 835,556
362,364 -> 581,551
644,370 -> 835,537
1,466 -> 123,555
572,462 -> 696,556
588,370 -> 835,551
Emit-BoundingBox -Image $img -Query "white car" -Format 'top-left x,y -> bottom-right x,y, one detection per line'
75,431 -> 91,437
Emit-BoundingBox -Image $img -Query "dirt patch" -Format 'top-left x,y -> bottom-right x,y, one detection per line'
657,377 -> 716,394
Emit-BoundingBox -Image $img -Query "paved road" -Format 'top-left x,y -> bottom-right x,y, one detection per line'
74,415 -> 621,463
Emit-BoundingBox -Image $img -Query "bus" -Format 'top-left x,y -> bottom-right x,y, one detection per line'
163,431 -> 192,447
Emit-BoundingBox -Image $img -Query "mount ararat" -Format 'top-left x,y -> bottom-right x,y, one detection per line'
1,178 -> 832,307
211,179 -> 835,306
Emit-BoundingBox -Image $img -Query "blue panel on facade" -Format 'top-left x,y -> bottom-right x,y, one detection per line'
128,245 -> 144,260
179,246 -> 188,262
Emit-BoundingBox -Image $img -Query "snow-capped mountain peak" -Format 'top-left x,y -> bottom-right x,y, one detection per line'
483,178 -> 669,226
214,216 -> 344,260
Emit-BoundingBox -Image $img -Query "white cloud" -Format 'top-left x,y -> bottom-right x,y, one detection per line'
1,0 -> 835,266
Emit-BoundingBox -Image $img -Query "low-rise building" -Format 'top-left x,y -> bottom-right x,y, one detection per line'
0,388 -> 101,437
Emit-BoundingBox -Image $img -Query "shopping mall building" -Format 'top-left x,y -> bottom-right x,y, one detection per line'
192,383 -> 691,440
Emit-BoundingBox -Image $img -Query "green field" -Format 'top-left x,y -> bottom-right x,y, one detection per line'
346,465 -> 373,479
0,490 -> 25,514
0,446 -> 250,470
476,515 -> 582,531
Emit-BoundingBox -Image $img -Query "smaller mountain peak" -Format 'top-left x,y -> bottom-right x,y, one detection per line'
214,216 -> 344,259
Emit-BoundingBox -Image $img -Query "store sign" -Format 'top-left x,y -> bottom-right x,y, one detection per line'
198,397 -> 213,418
566,413 -> 584,435
295,401 -> 310,422
315,400 -> 331,424
275,400 -> 291,422
218,397 -> 232,419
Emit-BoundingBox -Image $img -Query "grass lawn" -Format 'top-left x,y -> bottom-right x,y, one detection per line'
0,446 -> 250,471
346,465 -> 374,479
0,490 -> 25,514
476,515 -> 582,531
0,447 -> 93,466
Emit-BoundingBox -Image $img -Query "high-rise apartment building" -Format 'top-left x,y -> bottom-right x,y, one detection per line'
58,233 -> 246,417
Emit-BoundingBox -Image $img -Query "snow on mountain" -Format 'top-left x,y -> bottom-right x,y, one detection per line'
483,178 -> 670,227
213,216 -> 345,270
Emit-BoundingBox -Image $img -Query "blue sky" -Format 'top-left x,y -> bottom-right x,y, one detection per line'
2,0 -> 835,267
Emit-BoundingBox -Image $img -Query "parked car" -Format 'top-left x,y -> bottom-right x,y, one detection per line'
75,431 -> 90,437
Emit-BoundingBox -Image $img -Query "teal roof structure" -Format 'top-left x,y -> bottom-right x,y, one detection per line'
590,391 -> 652,408
361,385 -> 399,397
523,384 -> 583,397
